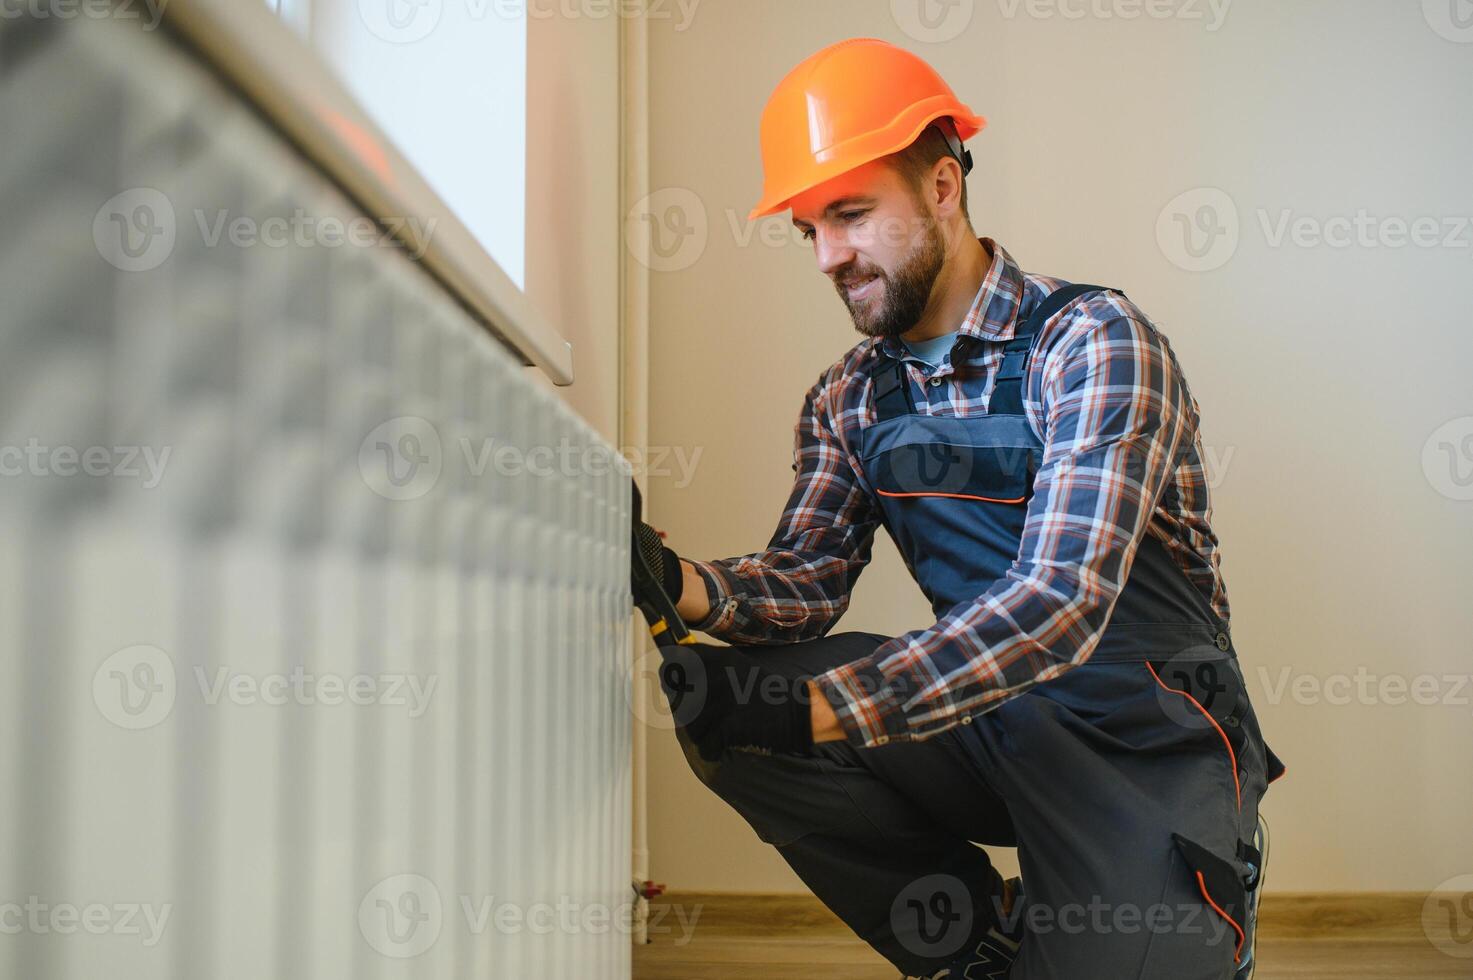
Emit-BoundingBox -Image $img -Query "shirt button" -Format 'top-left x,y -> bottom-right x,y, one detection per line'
961,715 -> 973,725
929,377 -> 942,387
875,735 -> 889,746
1215,631 -> 1231,652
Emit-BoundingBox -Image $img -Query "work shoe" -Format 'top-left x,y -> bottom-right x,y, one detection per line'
1235,813 -> 1270,980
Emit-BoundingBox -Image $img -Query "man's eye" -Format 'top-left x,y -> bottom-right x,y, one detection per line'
840,211 -> 867,223
800,227 -> 816,242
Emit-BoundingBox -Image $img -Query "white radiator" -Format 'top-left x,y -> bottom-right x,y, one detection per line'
0,13 -> 633,980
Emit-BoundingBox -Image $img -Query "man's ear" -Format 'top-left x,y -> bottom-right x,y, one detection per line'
930,155 -> 965,222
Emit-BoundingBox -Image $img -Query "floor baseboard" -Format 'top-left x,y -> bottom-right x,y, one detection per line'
647,891 -> 1437,941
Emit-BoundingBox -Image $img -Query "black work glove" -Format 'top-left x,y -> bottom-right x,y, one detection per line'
631,480 -> 684,606
657,643 -> 815,762
634,519 -> 684,604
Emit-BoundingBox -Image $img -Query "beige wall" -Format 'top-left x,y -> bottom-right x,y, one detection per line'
526,12 -> 623,440
643,0 -> 1473,894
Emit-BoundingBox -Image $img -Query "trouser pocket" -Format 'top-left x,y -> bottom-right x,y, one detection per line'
1132,834 -> 1243,980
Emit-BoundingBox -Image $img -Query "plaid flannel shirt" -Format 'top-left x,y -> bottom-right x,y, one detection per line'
687,239 -> 1229,749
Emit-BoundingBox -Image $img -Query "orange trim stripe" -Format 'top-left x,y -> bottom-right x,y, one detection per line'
876,489 -> 1026,504
1194,870 -> 1246,964
1146,662 -> 1242,811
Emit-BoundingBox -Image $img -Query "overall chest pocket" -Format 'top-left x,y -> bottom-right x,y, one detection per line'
866,439 -> 1038,504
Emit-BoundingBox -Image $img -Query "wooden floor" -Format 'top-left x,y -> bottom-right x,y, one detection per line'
633,893 -> 1472,979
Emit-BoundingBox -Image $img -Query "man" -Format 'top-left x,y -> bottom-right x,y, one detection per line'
636,37 -> 1284,980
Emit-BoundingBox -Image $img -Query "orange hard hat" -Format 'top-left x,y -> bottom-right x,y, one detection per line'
749,38 -> 986,220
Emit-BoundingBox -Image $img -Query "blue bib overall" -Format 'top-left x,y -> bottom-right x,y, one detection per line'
849,283 -> 1284,978
856,283 -> 1234,663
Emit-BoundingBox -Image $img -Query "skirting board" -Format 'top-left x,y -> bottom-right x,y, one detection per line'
644,891 -> 1445,942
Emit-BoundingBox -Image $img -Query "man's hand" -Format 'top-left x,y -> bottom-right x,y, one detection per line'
657,644 -> 815,762
808,681 -> 846,743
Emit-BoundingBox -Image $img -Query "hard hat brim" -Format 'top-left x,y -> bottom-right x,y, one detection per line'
748,107 -> 986,220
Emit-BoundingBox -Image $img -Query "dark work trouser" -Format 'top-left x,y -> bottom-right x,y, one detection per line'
674,631 -> 1274,979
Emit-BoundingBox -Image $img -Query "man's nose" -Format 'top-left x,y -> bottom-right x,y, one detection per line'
813,229 -> 857,278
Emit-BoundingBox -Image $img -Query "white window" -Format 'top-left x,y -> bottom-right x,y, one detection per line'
267,0 -> 528,289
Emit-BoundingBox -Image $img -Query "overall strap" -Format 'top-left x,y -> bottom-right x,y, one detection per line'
988,283 -> 1120,416
871,355 -> 915,422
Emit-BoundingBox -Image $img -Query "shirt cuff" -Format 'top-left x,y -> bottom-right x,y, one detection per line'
811,650 -> 919,749
684,560 -> 739,635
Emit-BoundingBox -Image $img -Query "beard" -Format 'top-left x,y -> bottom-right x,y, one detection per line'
833,214 -> 946,340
